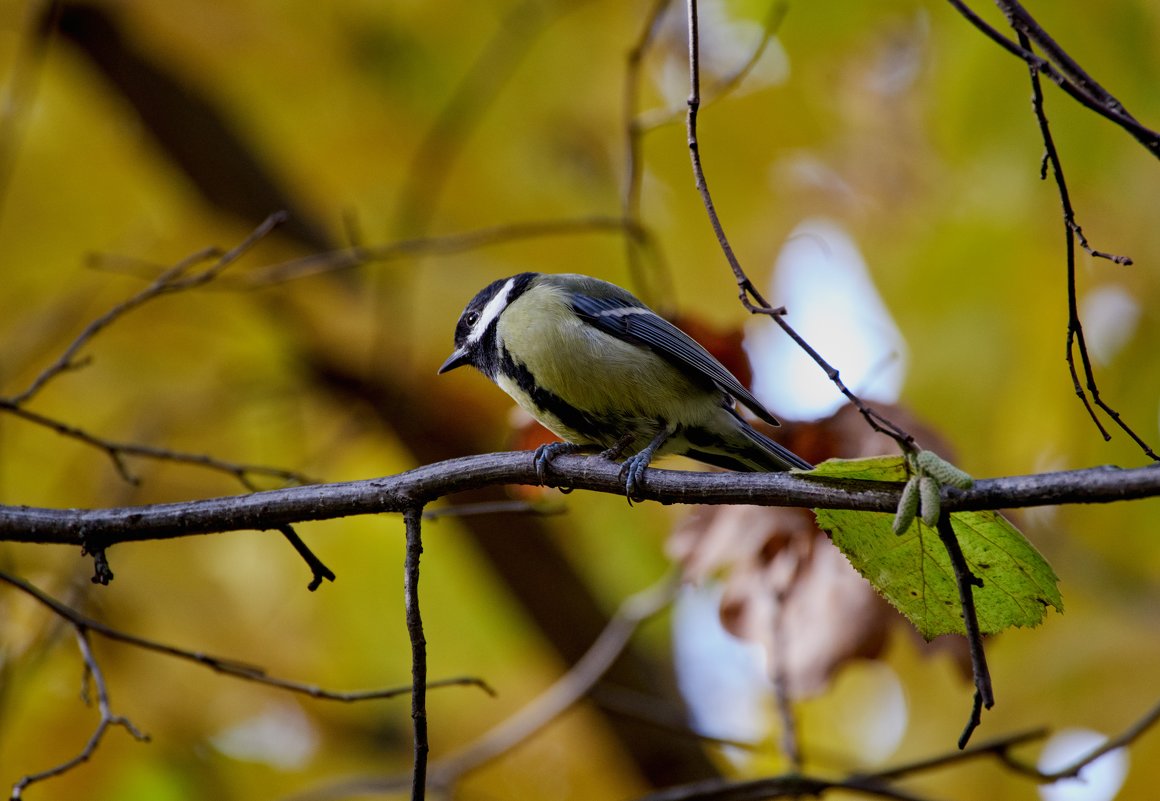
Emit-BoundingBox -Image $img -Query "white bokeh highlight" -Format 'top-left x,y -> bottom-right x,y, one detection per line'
1037,728 -> 1128,801
672,582 -> 771,748
746,218 -> 906,420
1079,284 -> 1140,366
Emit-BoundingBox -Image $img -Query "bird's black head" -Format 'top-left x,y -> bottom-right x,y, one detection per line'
438,272 -> 538,377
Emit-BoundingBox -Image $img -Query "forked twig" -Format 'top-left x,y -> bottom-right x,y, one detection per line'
0,213 -> 318,489
1017,30 -> 1157,460
10,629 -> 149,800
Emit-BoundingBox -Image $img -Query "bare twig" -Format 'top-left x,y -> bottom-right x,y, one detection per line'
1017,30 -> 1157,460
997,697 -> 1160,781
0,399 -> 312,489
944,0 -> 1160,159
276,524 -> 336,591
0,570 -> 493,702
0,213 -> 316,491
404,506 -> 429,801
10,628 -> 149,799
935,513 -> 993,748
246,215 -> 641,286
635,773 -> 938,801
682,0 -> 915,451
636,0 -> 788,134
10,212 -> 286,406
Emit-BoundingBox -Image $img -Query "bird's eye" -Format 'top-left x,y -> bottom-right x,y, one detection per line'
464,311 -> 480,327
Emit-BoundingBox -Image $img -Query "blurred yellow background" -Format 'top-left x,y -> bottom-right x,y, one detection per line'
0,0 -> 1158,799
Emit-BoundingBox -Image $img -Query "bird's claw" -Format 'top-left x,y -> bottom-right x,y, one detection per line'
533,441 -> 580,485
618,453 -> 649,503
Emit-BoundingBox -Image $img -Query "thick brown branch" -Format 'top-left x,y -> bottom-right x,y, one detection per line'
0,454 -> 1157,548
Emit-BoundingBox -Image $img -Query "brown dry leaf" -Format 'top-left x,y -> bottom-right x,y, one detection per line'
667,403 -> 970,698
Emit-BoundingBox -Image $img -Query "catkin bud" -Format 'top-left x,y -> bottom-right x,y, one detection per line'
916,449 -> 974,489
919,474 -> 942,527
893,476 -> 921,535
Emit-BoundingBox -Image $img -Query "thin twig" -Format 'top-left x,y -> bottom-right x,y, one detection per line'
0,399 -> 312,489
935,513 -> 993,748
1018,30 -> 1157,460
621,0 -> 674,306
10,628 -> 149,799
944,0 -> 1160,159
997,697 -> 1160,781
404,507 -> 429,801
247,216 -> 641,286
0,214 -> 315,492
276,524 -> 336,591
10,212 -> 285,406
636,0 -> 788,134
682,0 -> 915,451
0,570 -> 494,702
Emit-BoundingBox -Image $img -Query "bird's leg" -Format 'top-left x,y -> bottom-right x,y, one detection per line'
533,441 -> 582,485
619,423 -> 673,501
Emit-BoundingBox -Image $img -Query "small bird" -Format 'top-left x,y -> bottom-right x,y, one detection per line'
439,272 -> 812,497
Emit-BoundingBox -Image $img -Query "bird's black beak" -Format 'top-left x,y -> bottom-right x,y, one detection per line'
438,347 -> 472,374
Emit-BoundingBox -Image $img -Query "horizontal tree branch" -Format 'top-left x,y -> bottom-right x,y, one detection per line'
0,453 -> 1156,547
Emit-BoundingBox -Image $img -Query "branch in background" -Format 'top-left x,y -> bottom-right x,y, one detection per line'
998,697 -> 1160,781
278,576 -> 678,801
0,563 -> 497,798
11,212 -> 284,405
0,0 -> 58,226
391,0 -> 590,236
10,626 -> 150,800
245,216 -> 641,286
631,714 -> 1157,801
0,214 -> 316,491
621,0 -> 675,308
0,400 -> 310,491
54,3 -> 333,251
681,0 -> 917,453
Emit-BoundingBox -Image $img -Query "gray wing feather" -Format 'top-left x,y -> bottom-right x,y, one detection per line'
571,294 -> 780,426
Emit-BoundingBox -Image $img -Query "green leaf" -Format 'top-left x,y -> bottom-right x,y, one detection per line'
807,455 -> 910,482
811,457 -> 1063,639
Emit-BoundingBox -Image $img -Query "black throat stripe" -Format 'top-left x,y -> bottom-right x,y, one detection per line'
499,347 -> 605,443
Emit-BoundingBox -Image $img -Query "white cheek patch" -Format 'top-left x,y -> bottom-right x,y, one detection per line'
466,277 -> 515,345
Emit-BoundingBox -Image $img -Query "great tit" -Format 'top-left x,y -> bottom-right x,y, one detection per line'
439,272 -> 812,497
